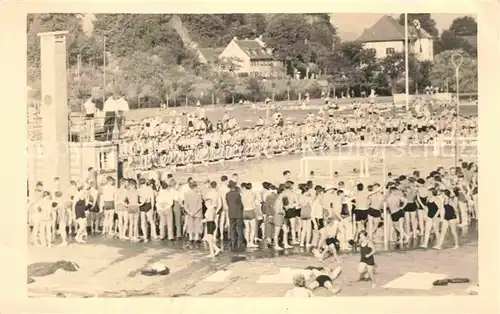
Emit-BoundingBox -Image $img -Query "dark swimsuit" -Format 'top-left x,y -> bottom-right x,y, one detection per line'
404,202 -> 418,212
360,243 -> 375,266
315,274 -> 332,287
368,207 -> 381,218
427,201 -> 438,219
314,218 -> 325,230
444,204 -> 457,221
340,204 -> 350,218
283,196 -> 297,219
325,237 -> 340,252
140,202 -> 152,212
75,200 -> 86,219
390,209 -> 405,222
354,209 -> 369,221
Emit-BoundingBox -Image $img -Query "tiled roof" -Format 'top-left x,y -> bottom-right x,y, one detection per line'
234,39 -> 274,60
198,47 -> 224,62
357,15 -> 433,42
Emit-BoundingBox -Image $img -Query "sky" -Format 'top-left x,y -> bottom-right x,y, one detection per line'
80,13 -> 474,40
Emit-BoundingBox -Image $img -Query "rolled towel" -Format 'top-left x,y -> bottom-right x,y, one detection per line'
140,263 -> 170,276
447,277 -> 470,284
433,279 -> 449,286
151,262 -> 167,272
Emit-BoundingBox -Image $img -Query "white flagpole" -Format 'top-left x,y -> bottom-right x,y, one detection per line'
103,36 -> 107,105
382,148 -> 388,251
404,13 -> 410,112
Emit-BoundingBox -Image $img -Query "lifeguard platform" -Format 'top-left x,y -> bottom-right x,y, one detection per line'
27,31 -> 118,196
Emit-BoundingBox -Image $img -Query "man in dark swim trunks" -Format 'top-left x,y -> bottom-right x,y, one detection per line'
312,217 -> 341,262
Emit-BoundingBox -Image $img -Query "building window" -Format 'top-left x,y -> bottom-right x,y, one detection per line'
386,47 -> 395,55
99,151 -> 108,170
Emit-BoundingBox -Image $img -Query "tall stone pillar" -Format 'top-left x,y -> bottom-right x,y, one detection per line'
36,31 -> 70,192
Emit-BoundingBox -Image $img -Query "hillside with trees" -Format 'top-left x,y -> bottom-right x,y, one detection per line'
27,13 -> 478,110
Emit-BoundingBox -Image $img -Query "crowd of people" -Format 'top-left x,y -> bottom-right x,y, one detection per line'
27,98 -> 478,294
28,157 -> 478,263
116,101 -> 477,172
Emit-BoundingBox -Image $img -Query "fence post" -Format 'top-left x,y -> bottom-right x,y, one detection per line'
451,53 -> 463,168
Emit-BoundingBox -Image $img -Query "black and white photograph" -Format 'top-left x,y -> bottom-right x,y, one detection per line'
18,6 -> 488,302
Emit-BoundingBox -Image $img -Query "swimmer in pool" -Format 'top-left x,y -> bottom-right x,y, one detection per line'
306,266 -> 342,295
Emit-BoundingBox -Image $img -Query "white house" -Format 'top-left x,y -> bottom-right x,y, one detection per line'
218,36 -> 283,77
357,15 -> 434,61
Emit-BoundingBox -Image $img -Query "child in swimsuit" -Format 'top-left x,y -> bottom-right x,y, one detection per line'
34,191 -> 52,247
357,230 -> 376,288
74,186 -> 87,244
203,198 -> 221,258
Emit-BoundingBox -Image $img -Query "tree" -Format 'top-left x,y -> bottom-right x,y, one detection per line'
413,60 -> 433,92
27,13 -> 94,105
180,14 -> 269,48
309,18 -> 337,49
182,14 -> 228,47
336,41 -> 377,66
244,77 -> 265,102
307,17 -> 338,74
398,13 -> 439,38
434,16 -> 477,56
263,14 -> 312,64
430,49 -> 478,93
449,16 -> 477,36
326,41 -> 377,90
178,48 -> 208,76
105,51 -> 181,107
233,24 -> 259,40
434,30 -> 477,57
436,30 -> 465,51
208,71 -> 235,104
243,14 -> 268,36
92,14 -> 186,65
27,14 -> 89,85
380,52 -> 405,93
